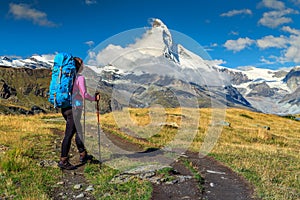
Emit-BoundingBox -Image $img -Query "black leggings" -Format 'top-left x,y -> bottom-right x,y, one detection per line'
61,107 -> 85,158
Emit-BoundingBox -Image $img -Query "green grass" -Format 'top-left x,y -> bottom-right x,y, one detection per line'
156,166 -> 177,182
181,158 -> 204,192
84,164 -> 153,200
0,114 -> 62,199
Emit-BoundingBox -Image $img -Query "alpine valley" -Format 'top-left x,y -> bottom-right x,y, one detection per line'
0,19 -> 299,115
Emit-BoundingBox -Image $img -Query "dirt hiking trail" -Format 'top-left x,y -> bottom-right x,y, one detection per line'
50,129 -> 258,200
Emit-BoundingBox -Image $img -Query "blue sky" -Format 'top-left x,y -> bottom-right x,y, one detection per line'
1,0 -> 300,69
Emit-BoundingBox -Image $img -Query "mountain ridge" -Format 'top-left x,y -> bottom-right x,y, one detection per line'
1,54 -> 299,114
1,18 -> 299,114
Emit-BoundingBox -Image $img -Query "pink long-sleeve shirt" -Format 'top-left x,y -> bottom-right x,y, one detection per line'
72,75 -> 95,107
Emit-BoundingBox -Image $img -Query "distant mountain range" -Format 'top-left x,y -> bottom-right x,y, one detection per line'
1,18 -> 299,115
0,55 -> 53,69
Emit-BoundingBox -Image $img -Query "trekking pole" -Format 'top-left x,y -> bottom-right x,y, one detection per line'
96,96 -> 101,167
83,98 -> 86,143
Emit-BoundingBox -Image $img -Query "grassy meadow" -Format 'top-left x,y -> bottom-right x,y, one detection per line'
0,108 -> 299,199
100,107 -> 300,200
0,114 -> 64,199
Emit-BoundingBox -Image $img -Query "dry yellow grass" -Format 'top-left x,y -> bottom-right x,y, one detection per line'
101,107 -> 300,200
207,109 -> 300,200
0,114 -> 58,146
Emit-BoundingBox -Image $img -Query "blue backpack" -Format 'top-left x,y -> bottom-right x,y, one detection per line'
48,53 -> 76,108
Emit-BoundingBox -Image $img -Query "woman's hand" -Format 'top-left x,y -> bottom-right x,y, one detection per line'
95,92 -> 100,101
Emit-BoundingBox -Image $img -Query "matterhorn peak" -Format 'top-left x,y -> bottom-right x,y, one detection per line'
89,18 -> 216,73
149,18 -> 172,43
151,18 -> 167,28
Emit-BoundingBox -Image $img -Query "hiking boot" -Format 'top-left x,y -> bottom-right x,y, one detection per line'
58,159 -> 76,170
79,151 -> 94,163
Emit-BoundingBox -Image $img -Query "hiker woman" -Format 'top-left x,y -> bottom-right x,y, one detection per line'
58,57 -> 100,170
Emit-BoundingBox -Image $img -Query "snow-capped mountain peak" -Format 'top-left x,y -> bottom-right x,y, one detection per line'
86,18 -> 226,88
125,18 -> 175,60
151,18 -> 173,49
177,44 -> 213,71
0,54 -> 53,69
89,18 -> 216,72
92,20 -> 176,67
231,66 -> 291,93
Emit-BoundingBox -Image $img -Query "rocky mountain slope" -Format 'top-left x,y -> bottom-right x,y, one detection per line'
0,66 -> 51,114
225,66 -> 299,114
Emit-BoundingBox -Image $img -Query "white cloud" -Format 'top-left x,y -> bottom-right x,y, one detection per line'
206,59 -> 226,66
85,0 -> 97,5
223,37 -> 255,52
255,27 -> 300,63
258,9 -> 299,28
256,35 -> 289,49
8,3 -> 58,27
236,65 -> 257,70
204,43 -> 218,52
256,1 -> 300,63
87,51 -> 97,66
284,35 -> 300,62
229,31 -> 239,35
282,26 -> 300,35
259,54 -> 289,65
220,9 -> 252,17
260,56 -> 276,65
285,46 -> 300,62
258,0 -> 285,10
85,40 -> 95,47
